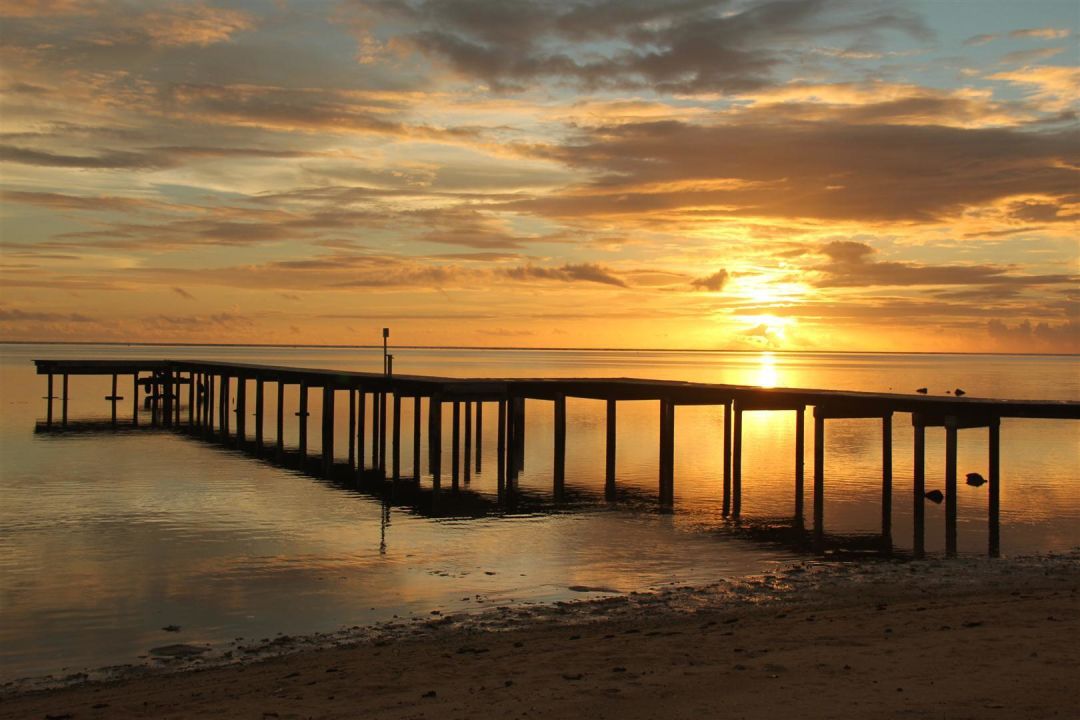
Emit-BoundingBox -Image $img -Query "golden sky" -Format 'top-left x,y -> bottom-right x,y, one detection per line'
1,0 -> 1077,352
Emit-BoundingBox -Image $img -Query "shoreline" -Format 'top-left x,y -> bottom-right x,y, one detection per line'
4,551 -> 1078,718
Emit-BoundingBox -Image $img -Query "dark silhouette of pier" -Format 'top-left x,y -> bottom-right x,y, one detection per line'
33,358 -> 1080,558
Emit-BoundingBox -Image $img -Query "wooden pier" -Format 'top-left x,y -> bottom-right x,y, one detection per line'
33,358 -> 1080,558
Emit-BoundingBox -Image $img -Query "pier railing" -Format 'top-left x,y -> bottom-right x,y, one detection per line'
33,358 -> 1080,558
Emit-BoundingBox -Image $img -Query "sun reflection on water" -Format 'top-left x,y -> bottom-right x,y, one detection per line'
756,352 -> 779,388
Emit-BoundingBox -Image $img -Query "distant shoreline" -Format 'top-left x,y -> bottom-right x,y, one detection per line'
0,340 -> 1075,358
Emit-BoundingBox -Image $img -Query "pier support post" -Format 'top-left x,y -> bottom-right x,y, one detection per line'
371,392 -> 381,471
357,391 -> 366,473
378,392 -> 387,474
430,397 -> 442,488
161,371 -> 172,426
235,377 -> 247,446
451,401 -> 461,490
46,373 -> 54,427
62,373 -> 69,426
109,373 -> 119,426
275,382 -> 285,457
514,398 -> 525,472
882,413 -> 893,549
392,393 -> 401,481
475,402 -> 483,473
187,373 -> 195,427
794,406 -> 805,521
945,416 -> 958,557
207,374 -> 215,435
221,376 -> 231,440
298,383 -> 308,461
464,401 -> 473,483
348,390 -> 356,469
505,397 -> 517,481
988,417 -> 1000,558
133,373 -> 140,426
813,408 -> 825,551
497,399 -> 507,493
254,380 -> 264,451
413,396 -> 422,480
913,419 -> 926,558
553,394 -> 566,499
322,386 -> 335,477
605,399 -> 616,500
722,401 -> 732,516
732,403 -> 743,517
658,398 -> 675,508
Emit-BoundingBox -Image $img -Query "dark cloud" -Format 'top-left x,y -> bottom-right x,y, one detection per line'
813,240 -> 1076,288
172,287 -> 195,300
0,307 -> 96,322
372,0 -> 928,94
501,262 -> 627,287
513,120 -> 1079,222
690,269 -> 729,291
988,318 -> 1078,352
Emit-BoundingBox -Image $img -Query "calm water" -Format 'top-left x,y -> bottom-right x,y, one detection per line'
1,344 -> 1078,679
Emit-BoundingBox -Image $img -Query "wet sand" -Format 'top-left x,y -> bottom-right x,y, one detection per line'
3,553 -> 1078,719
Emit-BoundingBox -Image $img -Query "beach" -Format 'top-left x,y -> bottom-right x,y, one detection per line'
4,552 -> 1077,719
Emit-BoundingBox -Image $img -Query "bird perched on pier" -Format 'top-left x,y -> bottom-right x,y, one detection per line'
925,490 -> 944,504
966,472 -> 987,487
916,387 -> 928,394
954,388 -> 966,396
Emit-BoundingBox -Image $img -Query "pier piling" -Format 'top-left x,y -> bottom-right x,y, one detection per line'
989,418 -> 1001,558
913,420 -> 926,558
945,416 -> 958,557
882,413 -> 893,548
813,409 -> 825,550
392,393 -> 401,481
322,387 -> 335,476
236,377 -> 247,446
605,399 -> 616,500
452,401 -> 461,490
732,403 -> 743,517
554,394 -> 566,498
794,406 -> 805,520
298,383 -> 308,460
255,380 -> 264,451
413,396 -> 422,480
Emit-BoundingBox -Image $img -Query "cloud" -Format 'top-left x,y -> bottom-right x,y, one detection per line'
501,262 -> 627,287
0,307 -> 96,322
690,269 -> 729,291
371,0 -> 929,94
963,33 -> 999,46
812,240 -> 1077,288
172,286 -> 195,300
987,318 -> 1078,352
147,312 -> 250,329
1009,27 -> 1071,40
512,119 -> 1080,223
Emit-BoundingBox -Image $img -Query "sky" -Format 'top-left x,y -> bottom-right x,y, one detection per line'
0,0 -> 1077,352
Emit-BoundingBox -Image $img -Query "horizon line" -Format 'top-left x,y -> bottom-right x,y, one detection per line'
0,339 -> 1076,358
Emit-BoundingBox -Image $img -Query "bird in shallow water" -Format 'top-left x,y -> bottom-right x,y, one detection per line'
966,472 -> 987,487
954,388 -> 966,396
925,490 -> 944,504
916,387 -> 928,394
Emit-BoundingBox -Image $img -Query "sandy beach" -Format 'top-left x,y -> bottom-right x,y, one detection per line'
3,552 -> 1077,719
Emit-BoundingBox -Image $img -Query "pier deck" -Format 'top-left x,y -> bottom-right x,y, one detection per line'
32,358 -> 1080,558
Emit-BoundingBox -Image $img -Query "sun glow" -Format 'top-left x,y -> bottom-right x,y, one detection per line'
756,351 -> 779,388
